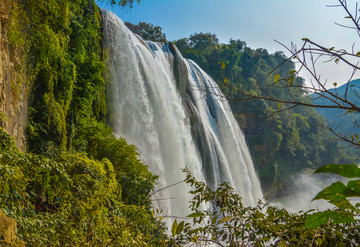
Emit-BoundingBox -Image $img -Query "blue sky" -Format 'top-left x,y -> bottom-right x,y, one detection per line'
99,0 -> 360,86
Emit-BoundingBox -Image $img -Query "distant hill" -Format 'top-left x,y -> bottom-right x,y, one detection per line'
311,79 -> 360,135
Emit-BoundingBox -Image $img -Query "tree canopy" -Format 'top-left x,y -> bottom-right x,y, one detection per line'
175,33 -> 355,198
125,21 -> 167,42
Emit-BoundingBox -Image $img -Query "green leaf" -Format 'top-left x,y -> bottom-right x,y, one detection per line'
277,103 -> 281,109
289,70 -> 297,75
314,164 -> 360,178
347,180 -> 360,194
176,221 -> 185,235
313,181 -> 355,210
305,211 -> 334,228
221,62 -> 226,70
218,216 -> 232,224
187,212 -> 204,218
191,234 -> 198,243
274,73 -> 279,83
224,77 -> 228,83
306,211 -> 354,228
333,82 -> 337,87
316,238 -> 323,246
289,77 -> 294,85
331,211 -> 354,224
171,219 -> 178,237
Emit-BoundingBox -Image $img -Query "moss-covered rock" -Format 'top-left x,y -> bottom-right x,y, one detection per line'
0,209 -> 24,247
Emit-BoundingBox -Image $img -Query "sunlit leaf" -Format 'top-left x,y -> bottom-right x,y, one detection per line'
171,219 -> 178,237
222,62 -> 226,70
218,216 -> 232,224
176,221 -> 185,235
224,77 -> 228,83
278,103 -> 281,109
289,70 -> 297,75
187,212 -> 205,218
274,73 -> 279,83
316,238 -> 323,246
289,77 -> 294,85
278,242 -> 287,247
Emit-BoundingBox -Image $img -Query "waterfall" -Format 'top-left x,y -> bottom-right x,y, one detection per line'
102,10 -> 263,223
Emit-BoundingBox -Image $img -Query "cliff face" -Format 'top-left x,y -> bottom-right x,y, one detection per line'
0,1 -> 28,151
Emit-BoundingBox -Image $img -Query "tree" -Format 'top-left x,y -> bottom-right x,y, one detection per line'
189,32 -> 219,51
125,22 -> 166,42
97,0 -> 140,7
218,0 -> 360,150
214,0 -> 360,227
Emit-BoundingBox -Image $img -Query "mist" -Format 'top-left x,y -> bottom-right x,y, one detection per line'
271,173 -> 334,213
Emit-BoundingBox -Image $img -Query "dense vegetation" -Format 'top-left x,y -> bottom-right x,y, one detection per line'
174,33 -> 356,198
1,0 -> 164,245
0,125 -> 163,246
23,0 -> 108,153
2,0 -> 359,245
167,169 -> 360,246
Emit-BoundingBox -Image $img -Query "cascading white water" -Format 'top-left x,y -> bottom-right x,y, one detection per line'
102,10 -> 263,224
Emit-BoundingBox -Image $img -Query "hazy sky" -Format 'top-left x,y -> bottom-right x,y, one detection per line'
99,0 -> 360,86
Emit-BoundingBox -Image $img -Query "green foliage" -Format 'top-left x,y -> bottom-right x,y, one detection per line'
189,32 -> 219,51
176,34 -> 356,198
315,164 -> 360,178
73,119 -> 158,207
167,169 -> 360,246
0,126 -> 163,246
306,164 -> 360,228
2,0 -> 166,245
23,0 -> 107,153
125,22 -> 167,42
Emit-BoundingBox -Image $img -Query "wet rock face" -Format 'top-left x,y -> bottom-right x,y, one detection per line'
0,0 -> 28,151
0,210 -> 25,247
